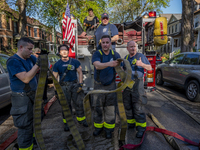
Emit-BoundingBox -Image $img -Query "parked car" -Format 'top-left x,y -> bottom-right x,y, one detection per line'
0,54 -> 11,109
156,52 -> 200,102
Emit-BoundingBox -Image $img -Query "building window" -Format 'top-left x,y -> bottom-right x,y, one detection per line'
28,27 -> 31,36
172,26 -> 174,33
42,31 -> 45,39
195,22 -> 199,28
7,17 -> 10,30
7,38 -> 11,49
0,38 -> 3,50
14,22 -> 18,34
175,24 -> 177,32
34,28 -> 37,37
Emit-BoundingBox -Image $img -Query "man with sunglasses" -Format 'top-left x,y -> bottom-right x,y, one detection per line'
95,13 -> 119,51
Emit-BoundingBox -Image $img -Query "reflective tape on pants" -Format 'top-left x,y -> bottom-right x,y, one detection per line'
19,143 -> 33,150
136,122 -> 146,128
94,122 -> 104,128
76,116 -> 86,121
127,119 -> 136,124
63,119 -> 66,123
104,122 -> 115,129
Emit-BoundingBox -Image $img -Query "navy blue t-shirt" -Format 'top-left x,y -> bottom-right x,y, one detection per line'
124,53 -> 150,79
7,54 -> 37,92
92,50 -> 121,85
95,23 -> 118,50
53,58 -> 80,82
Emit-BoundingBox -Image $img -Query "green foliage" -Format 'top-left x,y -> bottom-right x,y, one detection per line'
107,0 -> 170,23
173,49 -> 180,57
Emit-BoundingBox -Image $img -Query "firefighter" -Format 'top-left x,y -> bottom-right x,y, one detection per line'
83,8 -> 99,35
92,35 -> 121,139
122,40 -> 152,138
53,44 -> 88,131
6,37 -> 40,150
95,13 -> 119,51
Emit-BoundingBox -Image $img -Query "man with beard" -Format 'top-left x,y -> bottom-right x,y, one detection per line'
84,8 -> 99,35
53,44 -> 88,131
7,37 -> 40,150
92,35 -> 121,139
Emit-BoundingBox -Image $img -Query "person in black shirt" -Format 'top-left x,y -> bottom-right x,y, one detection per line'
84,8 -> 99,35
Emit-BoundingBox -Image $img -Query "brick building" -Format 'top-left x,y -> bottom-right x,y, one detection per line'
0,2 -> 62,54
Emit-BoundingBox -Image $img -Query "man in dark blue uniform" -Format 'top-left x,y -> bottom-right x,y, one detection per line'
123,40 -> 152,138
95,13 -> 119,51
84,8 -> 99,35
92,35 -> 121,139
7,37 -> 40,150
53,44 -> 88,131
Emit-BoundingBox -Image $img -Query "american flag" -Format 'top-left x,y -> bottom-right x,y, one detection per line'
62,3 -> 75,48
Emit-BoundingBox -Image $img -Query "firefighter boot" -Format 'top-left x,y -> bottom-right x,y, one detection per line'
136,127 -> 146,138
93,128 -> 103,136
105,130 -> 112,139
64,123 -> 69,131
127,123 -> 135,129
78,119 -> 88,127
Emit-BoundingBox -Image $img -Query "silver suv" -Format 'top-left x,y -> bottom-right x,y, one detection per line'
156,52 -> 200,102
0,54 -> 11,109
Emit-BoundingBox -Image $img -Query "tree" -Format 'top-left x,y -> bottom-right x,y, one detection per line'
181,0 -> 194,52
107,0 -> 170,23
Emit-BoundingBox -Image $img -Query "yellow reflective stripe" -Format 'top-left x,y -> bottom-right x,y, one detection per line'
76,116 -> 86,121
19,143 -> 33,150
126,54 -> 129,60
94,122 -> 104,128
98,50 -> 102,55
63,119 -> 66,123
127,119 -> 136,124
104,122 -> 115,129
132,59 -> 137,65
33,133 -> 35,137
111,50 -> 114,55
136,122 -> 147,128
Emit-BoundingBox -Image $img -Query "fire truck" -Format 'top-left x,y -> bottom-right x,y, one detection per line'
62,11 -> 167,93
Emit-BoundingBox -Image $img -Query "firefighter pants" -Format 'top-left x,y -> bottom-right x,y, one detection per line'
123,78 -> 147,132
93,80 -> 117,132
61,82 -> 86,123
10,91 -> 35,149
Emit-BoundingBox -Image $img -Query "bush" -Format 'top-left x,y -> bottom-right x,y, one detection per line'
173,49 -> 180,56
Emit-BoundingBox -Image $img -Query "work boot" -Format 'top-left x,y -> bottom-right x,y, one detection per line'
64,124 -> 69,131
127,123 -> 135,129
93,128 -> 103,136
136,131 -> 144,138
105,130 -> 112,139
78,120 -> 88,127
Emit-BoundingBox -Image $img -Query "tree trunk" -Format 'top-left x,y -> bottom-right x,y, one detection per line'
181,0 -> 194,52
17,0 -> 27,37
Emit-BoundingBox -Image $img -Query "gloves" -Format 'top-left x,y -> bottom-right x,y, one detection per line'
35,55 -> 41,67
36,49 -> 49,55
77,83 -> 83,93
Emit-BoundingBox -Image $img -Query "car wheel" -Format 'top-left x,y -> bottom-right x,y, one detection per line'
156,70 -> 164,85
186,80 -> 200,102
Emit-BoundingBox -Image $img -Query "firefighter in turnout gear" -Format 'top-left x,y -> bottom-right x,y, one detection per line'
92,35 -> 121,139
53,44 -> 88,131
123,40 -> 152,138
83,8 -> 99,35
6,37 -> 39,149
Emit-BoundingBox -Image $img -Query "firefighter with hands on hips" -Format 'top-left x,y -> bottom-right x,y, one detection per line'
6,37 -> 40,150
95,13 -> 119,51
92,35 -> 121,139
53,44 -> 88,131
122,40 -> 152,138
84,8 -> 99,35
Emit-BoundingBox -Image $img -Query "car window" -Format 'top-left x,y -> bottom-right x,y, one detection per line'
169,54 -> 185,64
183,54 -> 199,65
0,56 -> 9,73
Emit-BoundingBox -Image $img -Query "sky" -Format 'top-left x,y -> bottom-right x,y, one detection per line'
161,0 -> 182,14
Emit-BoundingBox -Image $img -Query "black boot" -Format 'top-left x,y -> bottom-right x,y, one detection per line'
136,131 -> 144,138
64,124 -> 69,131
127,123 -> 135,129
93,128 -> 103,136
78,120 -> 88,127
105,130 -> 112,139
